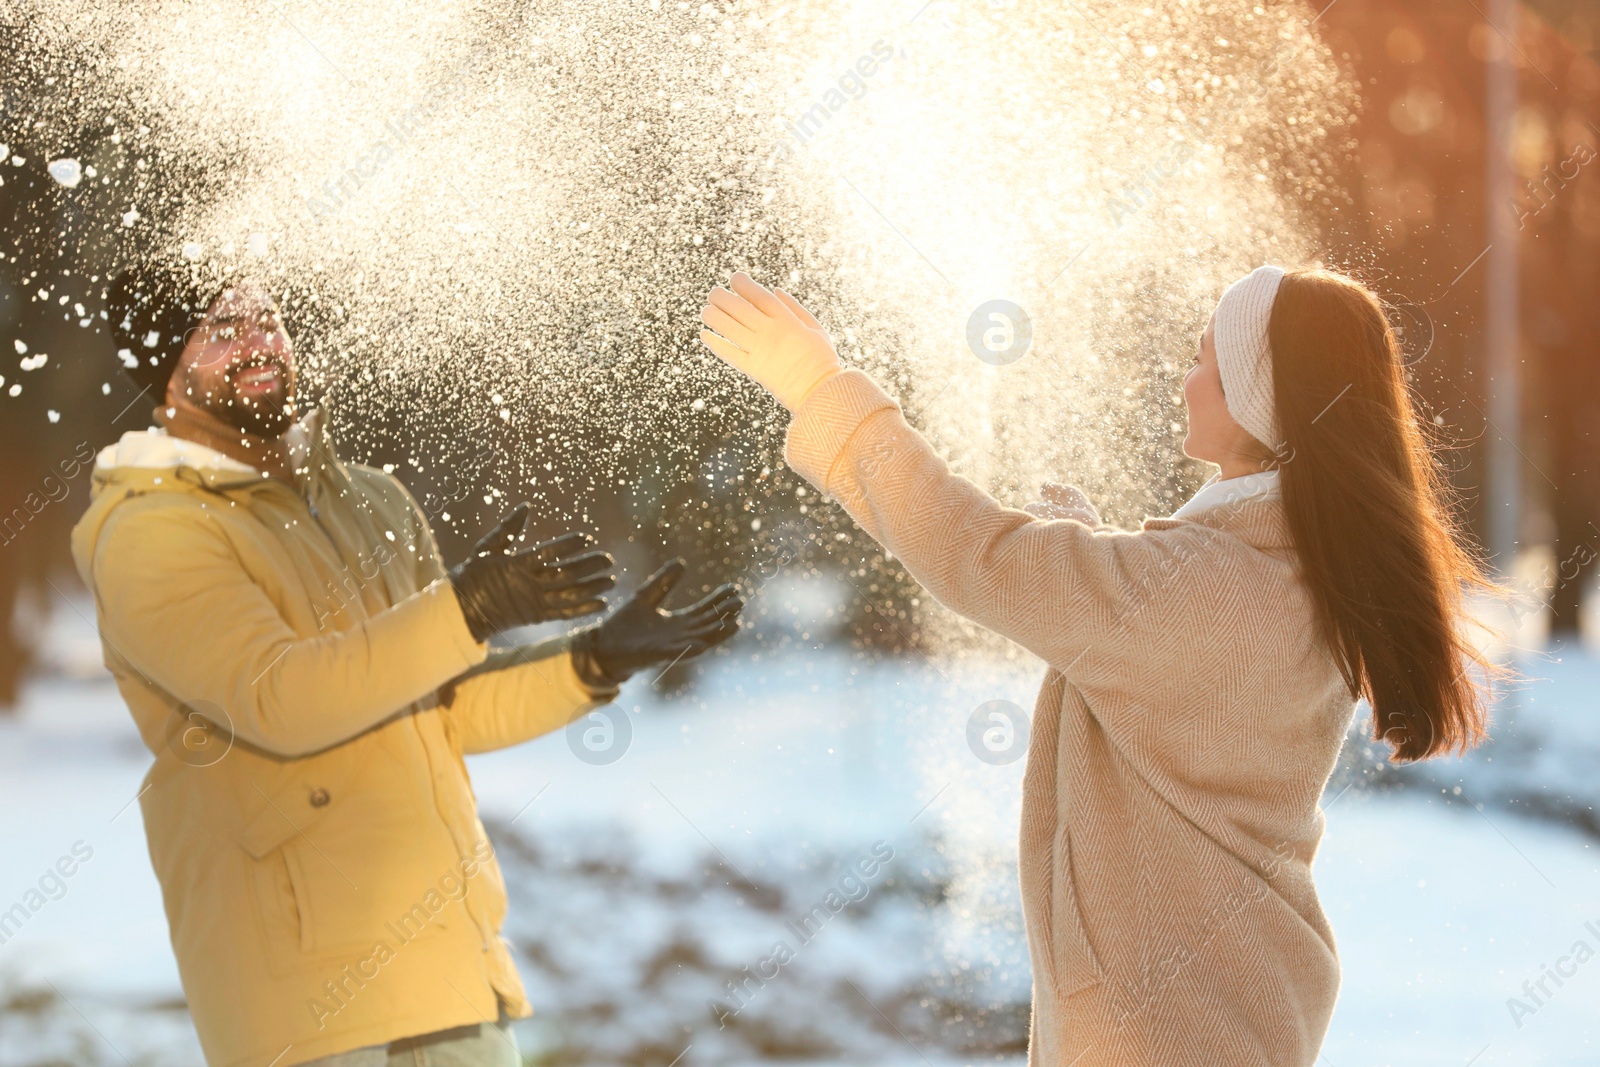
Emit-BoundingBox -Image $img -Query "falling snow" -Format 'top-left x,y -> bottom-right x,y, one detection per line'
46,157 -> 82,188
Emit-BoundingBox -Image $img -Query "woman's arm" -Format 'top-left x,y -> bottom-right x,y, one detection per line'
700,275 -> 1167,679
784,369 -> 1152,675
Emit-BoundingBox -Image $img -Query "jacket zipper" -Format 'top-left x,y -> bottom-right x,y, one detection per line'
281,474 -> 342,557
305,494 -> 343,555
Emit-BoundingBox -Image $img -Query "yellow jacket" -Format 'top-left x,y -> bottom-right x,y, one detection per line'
70,410 -> 612,1067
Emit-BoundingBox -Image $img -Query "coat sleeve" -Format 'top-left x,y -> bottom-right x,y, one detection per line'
437,637 -> 619,755
90,499 -> 489,758
382,474 -> 622,755
783,370 -> 1188,686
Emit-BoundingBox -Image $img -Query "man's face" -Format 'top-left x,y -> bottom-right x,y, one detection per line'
168,282 -> 297,437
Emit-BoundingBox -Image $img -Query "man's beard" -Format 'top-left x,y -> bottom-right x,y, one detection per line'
204,357 -> 295,437
226,393 -> 295,437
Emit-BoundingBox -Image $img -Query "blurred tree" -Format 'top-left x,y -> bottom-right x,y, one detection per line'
1316,0 -> 1600,636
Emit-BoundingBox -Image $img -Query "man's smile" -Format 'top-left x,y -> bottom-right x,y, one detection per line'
227,357 -> 288,400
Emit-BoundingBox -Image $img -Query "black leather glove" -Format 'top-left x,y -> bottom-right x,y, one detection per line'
448,504 -> 615,643
569,559 -> 743,688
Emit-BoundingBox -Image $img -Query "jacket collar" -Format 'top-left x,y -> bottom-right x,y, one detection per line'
93,405 -> 339,495
154,402 -> 297,485
281,406 -> 341,486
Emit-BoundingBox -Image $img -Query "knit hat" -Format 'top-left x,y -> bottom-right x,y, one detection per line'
1212,264 -> 1286,453
106,264 -> 223,399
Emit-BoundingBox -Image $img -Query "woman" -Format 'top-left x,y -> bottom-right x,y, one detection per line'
697,267 -> 1495,1066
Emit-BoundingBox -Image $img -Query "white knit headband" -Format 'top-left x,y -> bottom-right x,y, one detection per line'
1212,264 -> 1286,453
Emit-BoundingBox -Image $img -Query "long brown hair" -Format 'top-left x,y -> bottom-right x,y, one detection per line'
1266,268 -> 1497,762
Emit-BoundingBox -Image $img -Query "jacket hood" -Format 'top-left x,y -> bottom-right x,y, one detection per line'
93,427 -> 263,477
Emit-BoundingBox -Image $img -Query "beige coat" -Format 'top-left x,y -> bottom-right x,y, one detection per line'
70,410 -> 612,1067
785,371 -> 1353,1066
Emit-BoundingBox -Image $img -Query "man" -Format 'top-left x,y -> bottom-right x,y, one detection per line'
72,262 -> 742,1067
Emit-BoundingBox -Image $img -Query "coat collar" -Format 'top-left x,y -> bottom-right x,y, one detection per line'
1171,469 -> 1281,520
1142,493 -> 1294,553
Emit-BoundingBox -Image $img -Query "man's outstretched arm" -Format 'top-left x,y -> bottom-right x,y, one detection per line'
435,636 -> 618,755
397,479 -> 620,754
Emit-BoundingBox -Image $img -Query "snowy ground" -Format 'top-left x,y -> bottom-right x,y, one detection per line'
2,587 -> 1598,1066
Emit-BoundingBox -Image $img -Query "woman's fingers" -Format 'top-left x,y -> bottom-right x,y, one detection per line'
706,286 -> 762,331
700,303 -> 756,349
704,591 -> 744,618
774,288 -> 826,333
1040,482 -> 1091,508
570,574 -> 619,600
699,329 -> 755,370
1025,482 -> 1101,525
730,272 -> 784,317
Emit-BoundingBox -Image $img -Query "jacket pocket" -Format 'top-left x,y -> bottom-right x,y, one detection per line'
241,766 -> 458,957
247,843 -> 310,975
1047,823 -> 1105,998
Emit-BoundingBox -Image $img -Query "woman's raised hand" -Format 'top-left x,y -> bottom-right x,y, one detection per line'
699,273 -> 843,412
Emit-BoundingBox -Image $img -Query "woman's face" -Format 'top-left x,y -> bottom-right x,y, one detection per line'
1182,316 -> 1259,468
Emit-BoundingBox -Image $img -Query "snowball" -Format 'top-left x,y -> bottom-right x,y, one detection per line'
246,232 -> 269,258
122,208 -> 140,227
